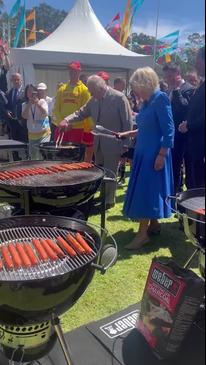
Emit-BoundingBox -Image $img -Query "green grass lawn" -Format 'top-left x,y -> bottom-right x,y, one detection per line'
62,177 -> 198,332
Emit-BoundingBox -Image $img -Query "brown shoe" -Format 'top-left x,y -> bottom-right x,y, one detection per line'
125,235 -> 150,250
148,222 -> 161,236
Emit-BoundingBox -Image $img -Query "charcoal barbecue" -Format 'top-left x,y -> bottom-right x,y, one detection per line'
167,189 -> 205,278
38,142 -> 86,162
0,215 -> 117,364
0,161 -> 105,215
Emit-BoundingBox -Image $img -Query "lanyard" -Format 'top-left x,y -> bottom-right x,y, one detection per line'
30,105 -> 37,129
30,105 -> 36,121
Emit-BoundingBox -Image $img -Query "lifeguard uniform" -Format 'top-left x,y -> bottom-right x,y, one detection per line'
53,81 -> 94,146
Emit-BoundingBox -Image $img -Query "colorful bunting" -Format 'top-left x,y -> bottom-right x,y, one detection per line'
13,0 -> 25,47
9,0 -> 21,18
26,9 -> 35,22
120,0 -> 144,46
112,13 -> 121,22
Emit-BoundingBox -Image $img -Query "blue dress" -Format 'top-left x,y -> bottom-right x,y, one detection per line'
124,90 -> 175,220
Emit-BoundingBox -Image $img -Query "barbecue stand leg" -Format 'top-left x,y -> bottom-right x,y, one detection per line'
100,180 -> 106,235
52,317 -> 73,365
23,191 -> 31,215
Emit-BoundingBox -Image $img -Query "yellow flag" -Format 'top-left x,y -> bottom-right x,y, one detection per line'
26,9 -> 35,22
165,54 -> 172,63
120,0 -> 131,46
27,24 -> 36,43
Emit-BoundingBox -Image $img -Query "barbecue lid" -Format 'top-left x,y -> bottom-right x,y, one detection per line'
0,161 -> 105,189
177,188 -> 205,219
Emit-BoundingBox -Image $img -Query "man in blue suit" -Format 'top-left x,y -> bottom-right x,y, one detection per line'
6,73 -> 28,143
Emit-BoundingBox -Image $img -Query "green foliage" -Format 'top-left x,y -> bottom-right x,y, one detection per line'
33,3 -> 67,43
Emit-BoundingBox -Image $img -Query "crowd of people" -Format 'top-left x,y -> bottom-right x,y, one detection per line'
0,43 -> 205,250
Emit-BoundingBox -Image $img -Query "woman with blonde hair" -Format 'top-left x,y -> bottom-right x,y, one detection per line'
119,67 -> 175,250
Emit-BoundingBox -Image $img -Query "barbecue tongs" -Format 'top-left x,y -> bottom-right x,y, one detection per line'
55,132 -> 65,148
92,125 -> 118,138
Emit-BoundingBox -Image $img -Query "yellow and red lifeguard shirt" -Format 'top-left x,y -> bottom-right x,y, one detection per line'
53,81 -> 94,145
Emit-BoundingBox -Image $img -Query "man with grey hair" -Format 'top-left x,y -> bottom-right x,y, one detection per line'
6,73 -> 28,143
59,75 -> 132,209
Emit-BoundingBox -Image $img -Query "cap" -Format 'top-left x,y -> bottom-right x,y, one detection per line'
68,61 -> 82,71
97,71 -> 110,81
37,82 -> 47,90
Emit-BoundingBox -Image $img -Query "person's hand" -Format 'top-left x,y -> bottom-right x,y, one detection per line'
6,111 -> 14,119
59,119 -> 72,131
154,154 -> 165,171
179,121 -> 188,134
115,132 -> 126,140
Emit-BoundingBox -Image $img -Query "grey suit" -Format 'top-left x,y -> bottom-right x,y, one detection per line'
66,87 -> 133,205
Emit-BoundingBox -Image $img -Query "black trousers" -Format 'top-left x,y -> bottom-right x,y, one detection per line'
7,118 -> 28,143
172,132 -> 191,194
186,136 -> 205,189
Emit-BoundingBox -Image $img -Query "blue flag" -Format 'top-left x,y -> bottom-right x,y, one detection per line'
9,0 -> 21,18
157,30 -> 180,59
13,1 -> 25,48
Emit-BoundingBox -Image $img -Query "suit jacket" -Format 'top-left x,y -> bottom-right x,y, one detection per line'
187,80 -> 205,157
6,87 -> 25,120
66,87 -> 133,155
171,81 -> 195,129
6,87 -> 28,142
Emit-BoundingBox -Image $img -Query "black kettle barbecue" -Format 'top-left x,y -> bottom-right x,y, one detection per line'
0,160 -> 105,215
38,142 -> 86,162
0,215 -> 117,364
167,188 -> 205,278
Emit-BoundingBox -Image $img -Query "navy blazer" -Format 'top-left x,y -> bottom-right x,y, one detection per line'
6,87 -> 25,120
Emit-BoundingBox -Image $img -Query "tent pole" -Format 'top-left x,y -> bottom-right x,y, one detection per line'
153,0 -> 161,68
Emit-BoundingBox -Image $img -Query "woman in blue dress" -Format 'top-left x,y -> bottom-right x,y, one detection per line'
119,67 -> 175,250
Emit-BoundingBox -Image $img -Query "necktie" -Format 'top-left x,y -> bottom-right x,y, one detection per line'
13,88 -> 18,104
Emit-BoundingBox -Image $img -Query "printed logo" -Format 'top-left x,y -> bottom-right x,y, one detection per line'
151,268 -> 180,296
100,310 -> 140,339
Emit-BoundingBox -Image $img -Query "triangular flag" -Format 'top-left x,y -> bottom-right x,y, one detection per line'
26,9 -> 35,22
27,24 -> 36,42
112,13 -> 121,22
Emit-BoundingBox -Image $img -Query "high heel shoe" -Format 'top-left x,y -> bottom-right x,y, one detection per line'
147,223 -> 161,236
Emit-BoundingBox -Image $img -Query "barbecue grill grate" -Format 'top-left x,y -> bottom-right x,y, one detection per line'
0,162 -> 103,188
0,225 -> 97,282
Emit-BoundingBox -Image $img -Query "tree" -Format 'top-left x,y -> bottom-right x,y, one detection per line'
33,3 -> 67,43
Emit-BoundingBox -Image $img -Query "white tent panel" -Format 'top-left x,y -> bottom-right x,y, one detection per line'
10,0 -> 152,89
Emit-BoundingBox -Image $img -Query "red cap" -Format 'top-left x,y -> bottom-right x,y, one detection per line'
97,71 -> 110,81
68,61 -> 82,71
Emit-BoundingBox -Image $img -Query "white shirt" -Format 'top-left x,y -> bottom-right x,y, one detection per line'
22,99 -> 50,135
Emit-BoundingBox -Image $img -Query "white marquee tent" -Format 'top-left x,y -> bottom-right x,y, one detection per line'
11,0 -> 152,95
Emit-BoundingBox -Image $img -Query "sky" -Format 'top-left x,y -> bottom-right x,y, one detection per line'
4,0 -> 205,42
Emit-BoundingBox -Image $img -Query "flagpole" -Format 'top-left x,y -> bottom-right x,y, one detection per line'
7,19 -> 11,48
24,8 -> 27,47
153,0 -> 161,68
34,9 -> 37,44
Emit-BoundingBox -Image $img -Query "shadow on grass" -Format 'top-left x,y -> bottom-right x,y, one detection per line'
112,220 -> 199,270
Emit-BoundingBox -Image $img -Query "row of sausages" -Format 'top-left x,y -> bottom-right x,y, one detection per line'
0,162 -> 93,181
0,232 -> 93,271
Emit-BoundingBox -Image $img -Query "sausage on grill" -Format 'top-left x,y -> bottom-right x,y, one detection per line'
56,236 -> 77,257
39,239 -> 58,261
16,243 -> 32,268
24,243 -> 38,266
75,233 -> 93,254
46,239 -> 65,258
66,233 -> 86,254
0,258 -> 3,270
32,239 -> 49,261
1,246 -> 14,270
8,244 -> 23,268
